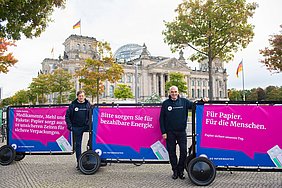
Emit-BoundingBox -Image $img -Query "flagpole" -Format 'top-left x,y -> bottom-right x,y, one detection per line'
80,19 -> 81,36
51,47 -> 54,59
241,59 -> 245,101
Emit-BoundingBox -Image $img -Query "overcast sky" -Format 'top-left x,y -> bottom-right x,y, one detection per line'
0,0 -> 281,98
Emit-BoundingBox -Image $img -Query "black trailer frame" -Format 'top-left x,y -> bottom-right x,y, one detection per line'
185,100 -> 282,186
0,104 -> 74,166
2,101 -> 282,186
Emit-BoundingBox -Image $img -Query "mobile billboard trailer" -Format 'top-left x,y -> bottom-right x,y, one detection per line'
186,101 -> 282,186
77,103 -> 171,175
0,104 -> 73,166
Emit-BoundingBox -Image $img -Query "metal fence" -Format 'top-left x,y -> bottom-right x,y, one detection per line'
0,108 -> 7,143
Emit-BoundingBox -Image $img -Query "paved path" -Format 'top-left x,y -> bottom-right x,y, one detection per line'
1,139 -> 282,188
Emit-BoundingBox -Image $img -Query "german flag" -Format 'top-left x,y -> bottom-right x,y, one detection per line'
73,20 -> 81,29
236,61 -> 243,78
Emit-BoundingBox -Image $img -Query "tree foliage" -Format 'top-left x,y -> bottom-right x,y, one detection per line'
264,86 -> 282,101
163,0 -> 257,99
259,25 -> 282,73
0,38 -> 17,73
228,88 -> 242,101
12,90 -> 29,105
0,89 -> 37,106
114,84 -> 133,100
0,96 -> 13,107
29,73 -> 51,104
0,0 -> 65,40
144,93 -> 162,103
68,89 -> 76,102
228,86 -> 282,101
165,72 -> 187,94
49,68 -> 73,103
76,41 -> 124,103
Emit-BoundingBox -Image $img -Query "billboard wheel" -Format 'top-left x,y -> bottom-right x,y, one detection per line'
133,162 -> 142,166
0,145 -> 16,166
184,154 -> 195,173
15,153 -> 25,161
188,157 -> 216,186
78,150 -> 101,175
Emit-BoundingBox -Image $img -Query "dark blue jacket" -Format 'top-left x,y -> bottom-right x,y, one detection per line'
159,95 -> 193,134
65,99 -> 91,130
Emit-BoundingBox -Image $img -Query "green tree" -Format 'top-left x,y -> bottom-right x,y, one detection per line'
0,97 -> 14,107
228,88 -> 241,101
0,38 -> 17,73
257,87 -> 266,101
0,0 -> 65,40
165,72 -> 187,94
29,73 -> 51,104
76,41 -> 124,103
259,25 -> 282,73
12,90 -> 29,105
50,68 -> 73,104
114,84 -> 133,100
144,93 -> 162,103
163,0 -> 257,99
265,86 -> 282,101
26,89 -> 37,104
68,89 -> 76,102
245,88 -> 258,101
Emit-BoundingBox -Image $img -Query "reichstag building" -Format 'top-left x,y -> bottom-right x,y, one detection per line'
41,35 -> 228,102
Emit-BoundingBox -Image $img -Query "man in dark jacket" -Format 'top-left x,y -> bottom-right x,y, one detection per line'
159,86 -> 193,180
65,90 -> 91,169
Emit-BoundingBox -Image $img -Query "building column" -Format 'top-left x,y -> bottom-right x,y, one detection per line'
152,73 -> 157,94
160,74 -> 165,97
184,75 -> 188,97
224,80 -> 227,98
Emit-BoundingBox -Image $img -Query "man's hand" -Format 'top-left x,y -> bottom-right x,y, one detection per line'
202,97 -> 209,102
162,133 -> 167,140
67,125 -> 72,131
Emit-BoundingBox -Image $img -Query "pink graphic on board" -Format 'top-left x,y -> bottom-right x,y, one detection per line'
12,107 -> 69,145
96,107 -> 164,152
200,105 -> 282,158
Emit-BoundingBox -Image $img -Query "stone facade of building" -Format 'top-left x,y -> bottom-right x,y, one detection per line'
41,35 -> 228,102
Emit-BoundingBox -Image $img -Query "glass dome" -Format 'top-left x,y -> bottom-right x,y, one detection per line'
114,43 -> 150,62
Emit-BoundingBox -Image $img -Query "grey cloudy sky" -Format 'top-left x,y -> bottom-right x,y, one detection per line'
0,0 -> 281,98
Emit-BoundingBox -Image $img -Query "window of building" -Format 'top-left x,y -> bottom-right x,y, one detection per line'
119,75 -> 124,83
192,89 -> 195,98
197,89 -> 201,98
198,81 -> 201,86
220,91 -> 223,98
109,85 -> 114,97
203,89 -> 205,98
203,80 -> 206,87
127,74 -> 132,83
100,86 -> 106,98
192,80 -> 195,86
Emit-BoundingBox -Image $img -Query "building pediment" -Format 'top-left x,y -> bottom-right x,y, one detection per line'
147,58 -> 190,71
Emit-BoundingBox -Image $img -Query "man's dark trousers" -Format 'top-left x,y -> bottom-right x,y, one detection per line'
166,131 -> 187,173
73,126 -> 88,162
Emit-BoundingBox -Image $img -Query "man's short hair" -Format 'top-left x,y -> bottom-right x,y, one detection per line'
169,86 -> 178,91
76,90 -> 86,96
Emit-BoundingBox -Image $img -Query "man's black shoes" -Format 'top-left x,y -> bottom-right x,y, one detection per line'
178,172 -> 185,180
172,171 -> 178,179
